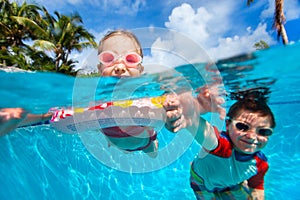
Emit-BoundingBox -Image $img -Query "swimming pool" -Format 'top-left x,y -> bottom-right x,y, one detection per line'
1,42 -> 300,199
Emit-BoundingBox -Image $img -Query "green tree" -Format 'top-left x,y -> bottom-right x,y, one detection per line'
0,0 -> 97,75
33,8 -> 97,72
254,40 -> 269,50
0,0 -> 49,69
0,0 -> 44,48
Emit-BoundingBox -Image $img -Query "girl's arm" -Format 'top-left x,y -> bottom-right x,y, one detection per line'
0,108 -> 52,136
18,113 -> 52,126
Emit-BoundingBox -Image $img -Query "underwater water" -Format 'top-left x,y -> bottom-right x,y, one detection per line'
1,42 -> 300,200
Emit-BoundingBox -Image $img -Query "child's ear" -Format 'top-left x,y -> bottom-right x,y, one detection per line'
97,64 -> 103,74
225,119 -> 230,130
139,64 -> 144,73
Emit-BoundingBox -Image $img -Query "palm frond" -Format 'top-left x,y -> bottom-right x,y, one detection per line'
11,16 -> 48,37
33,40 -> 56,51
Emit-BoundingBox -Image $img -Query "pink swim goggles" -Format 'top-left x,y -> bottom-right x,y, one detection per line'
99,51 -> 142,68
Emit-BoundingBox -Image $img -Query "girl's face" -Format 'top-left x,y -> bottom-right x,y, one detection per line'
227,110 -> 273,154
98,35 -> 143,77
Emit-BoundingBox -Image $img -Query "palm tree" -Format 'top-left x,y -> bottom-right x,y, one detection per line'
33,9 -> 97,72
0,0 -> 48,68
247,0 -> 289,45
273,0 -> 288,44
1,1 -> 97,74
0,0 -> 44,48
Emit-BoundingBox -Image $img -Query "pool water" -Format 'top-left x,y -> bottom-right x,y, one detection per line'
1,42 -> 300,199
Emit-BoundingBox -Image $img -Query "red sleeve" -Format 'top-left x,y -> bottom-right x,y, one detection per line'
247,155 -> 269,189
208,128 -> 233,158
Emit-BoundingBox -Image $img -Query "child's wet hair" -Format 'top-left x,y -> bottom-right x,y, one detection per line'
98,30 -> 143,57
227,88 -> 276,128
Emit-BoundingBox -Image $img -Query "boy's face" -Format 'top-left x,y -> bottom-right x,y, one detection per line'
98,35 -> 143,77
227,110 -> 272,154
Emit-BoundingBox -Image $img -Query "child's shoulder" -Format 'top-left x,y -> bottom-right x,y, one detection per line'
209,131 -> 233,157
255,151 -> 268,162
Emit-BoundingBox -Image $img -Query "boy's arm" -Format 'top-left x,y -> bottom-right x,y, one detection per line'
194,117 -> 218,150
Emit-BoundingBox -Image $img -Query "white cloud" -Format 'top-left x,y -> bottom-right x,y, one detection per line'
164,2 -> 237,47
142,23 -> 275,74
154,2 -> 276,65
165,4 -> 212,44
143,35 -> 203,73
208,23 -> 275,60
141,28 -> 214,74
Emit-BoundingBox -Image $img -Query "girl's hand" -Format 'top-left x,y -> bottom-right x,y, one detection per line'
0,108 -> 29,136
163,92 -> 199,132
196,85 -> 226,120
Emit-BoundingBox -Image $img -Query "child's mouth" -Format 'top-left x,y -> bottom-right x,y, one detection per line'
241,139 -> 259,146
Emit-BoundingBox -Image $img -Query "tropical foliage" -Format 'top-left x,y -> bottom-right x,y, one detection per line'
0,0 -> 97,75
254,40 -> 269,50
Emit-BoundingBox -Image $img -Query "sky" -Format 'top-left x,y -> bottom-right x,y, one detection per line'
22,0 -> 300,73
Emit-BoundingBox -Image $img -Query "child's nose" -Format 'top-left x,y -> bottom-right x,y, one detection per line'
246,129 -> 257,139
113,63 -> 126,75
